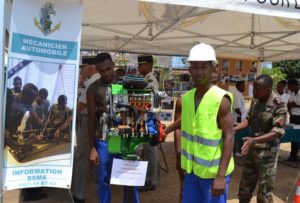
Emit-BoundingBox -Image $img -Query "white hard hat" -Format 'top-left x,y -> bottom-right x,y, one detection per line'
187,43 -> 216,62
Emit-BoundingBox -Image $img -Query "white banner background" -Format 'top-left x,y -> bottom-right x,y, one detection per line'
143,0 -> 300,19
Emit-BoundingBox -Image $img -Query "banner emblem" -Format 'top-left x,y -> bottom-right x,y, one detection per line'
34,2 -> 61,36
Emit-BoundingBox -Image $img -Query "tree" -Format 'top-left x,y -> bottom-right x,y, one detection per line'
261,67 -> 286,88
115,53 -> 129,67
272,60 -> 300,79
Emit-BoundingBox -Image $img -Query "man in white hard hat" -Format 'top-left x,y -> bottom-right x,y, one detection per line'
164,43 -> 234,203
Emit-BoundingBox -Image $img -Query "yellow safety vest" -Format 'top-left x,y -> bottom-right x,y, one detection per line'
181,85 -> 234,178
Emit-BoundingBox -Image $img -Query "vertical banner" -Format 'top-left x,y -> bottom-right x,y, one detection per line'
4,0 -> 82,190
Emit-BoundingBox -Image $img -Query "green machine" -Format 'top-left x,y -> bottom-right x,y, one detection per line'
106,84 -> 164,160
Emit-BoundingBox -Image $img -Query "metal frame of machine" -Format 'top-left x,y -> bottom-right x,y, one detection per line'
105,82 -> 164,160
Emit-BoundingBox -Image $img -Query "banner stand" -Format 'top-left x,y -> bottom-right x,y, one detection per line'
4,0 -> 82,191
0,0 -> 5,202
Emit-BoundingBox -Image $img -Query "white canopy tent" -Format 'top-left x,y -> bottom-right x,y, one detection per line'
0,0 -> 300,201
81,0 -> 300,62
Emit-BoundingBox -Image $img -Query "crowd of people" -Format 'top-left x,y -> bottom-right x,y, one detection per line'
8,43 -> 300,203
70,45 -> 298,203
6,78 -> 73,144
5,77 -> 73,201
72,53 -> 160,203
163,43 -> 299,203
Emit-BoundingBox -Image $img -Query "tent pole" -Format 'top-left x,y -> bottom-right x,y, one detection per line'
116,24 -> 149,51
0,0 -> 6,202
254,31 -> 298,49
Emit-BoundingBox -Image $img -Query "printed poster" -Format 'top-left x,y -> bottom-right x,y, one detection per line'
4,0 -> 82,190
110,159 -> 148,186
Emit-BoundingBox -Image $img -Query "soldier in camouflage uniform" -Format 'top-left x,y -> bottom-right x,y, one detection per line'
46,94 -> 72,139
234,74 -> 287,203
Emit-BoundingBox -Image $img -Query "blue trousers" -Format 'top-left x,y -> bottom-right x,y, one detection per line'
182,173 -> 231,203
96,140 -> 139,203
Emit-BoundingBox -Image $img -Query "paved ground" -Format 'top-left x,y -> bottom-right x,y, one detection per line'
3,136 -> 300,203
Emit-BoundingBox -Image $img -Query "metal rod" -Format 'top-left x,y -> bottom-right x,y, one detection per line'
88,24 -> 148,40
116,24 -> 149,51
177,28 -> 246,47
215,33 -> 251,49
254,31 -> 298,48
150,7 -> 199,41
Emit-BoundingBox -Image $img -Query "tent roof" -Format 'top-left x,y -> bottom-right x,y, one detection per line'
81,1 -> 300,62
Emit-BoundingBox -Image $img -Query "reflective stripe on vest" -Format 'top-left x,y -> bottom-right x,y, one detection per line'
181,86 -> 234,178
181,148 -> 220,167
181,131 -> 222,147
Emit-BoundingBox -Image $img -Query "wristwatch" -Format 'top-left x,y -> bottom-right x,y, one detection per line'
252,139 -> 257,145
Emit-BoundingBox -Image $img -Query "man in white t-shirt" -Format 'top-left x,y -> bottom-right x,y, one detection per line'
286,79 -> 300,162
231,81 -> 246,157
276,80 -> 290,105
72,57 -> 100,202
276,80 -> 290,125
232,81 -> 246,124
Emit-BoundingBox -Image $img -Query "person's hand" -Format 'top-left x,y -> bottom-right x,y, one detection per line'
212,176 -> 226,196
241,137 -> 254,155
233,127 -> 237,134
176,154 -> 185,180
90,147 -> 99,166
161,131 -> 167,143
54,129 -> 61,138
159,124 -> 167,143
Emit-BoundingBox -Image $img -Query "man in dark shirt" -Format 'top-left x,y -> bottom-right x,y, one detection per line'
87,53 -> 139,203
5,83 -> 47,201
11,76 -> 22,96
6,83 -> 38,140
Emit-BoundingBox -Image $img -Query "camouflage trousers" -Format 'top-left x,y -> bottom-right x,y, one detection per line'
238,147 -> 279,203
